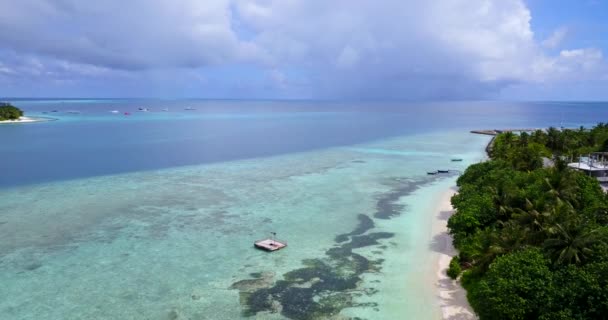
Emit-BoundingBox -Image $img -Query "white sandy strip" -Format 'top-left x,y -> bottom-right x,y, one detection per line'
0,116 -> 48,124
433,188 -> 477,320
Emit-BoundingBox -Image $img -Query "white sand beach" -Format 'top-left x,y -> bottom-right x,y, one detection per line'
433,188 -> 477,320
0,116 -> 52,124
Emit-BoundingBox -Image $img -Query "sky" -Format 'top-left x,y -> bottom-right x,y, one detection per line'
0,0 -> 606,100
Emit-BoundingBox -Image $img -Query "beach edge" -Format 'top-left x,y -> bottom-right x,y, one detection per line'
0,116 -> 56,124
433,187 -> 477,320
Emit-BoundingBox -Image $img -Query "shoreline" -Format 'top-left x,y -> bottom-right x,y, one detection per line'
432,187 -> 477,319
0,116 -> 56,124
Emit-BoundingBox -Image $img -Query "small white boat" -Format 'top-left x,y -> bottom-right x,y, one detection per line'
138,107 -> 149,112
110,110 -> 119,114
184,107 -> 196,110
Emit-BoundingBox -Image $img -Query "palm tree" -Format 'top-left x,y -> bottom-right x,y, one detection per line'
519,131 -> 530,147
475,224 -> 527,272
546,127 -> 563,153
511,199 -> 550,245
530,129 -> 547,145
493,132 -> 516,159
489,185 -> 517,221
543,222 -> 601,265
544,166 -> 580,208
503,131 -> 516,146
542,202 -> 604,265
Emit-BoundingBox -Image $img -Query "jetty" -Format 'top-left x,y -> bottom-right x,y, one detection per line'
427,169 -> 461,175
470,128 -> 538,136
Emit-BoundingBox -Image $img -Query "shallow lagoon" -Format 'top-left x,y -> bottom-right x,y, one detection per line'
0,130 -> 488,319
1,100 -> 607,319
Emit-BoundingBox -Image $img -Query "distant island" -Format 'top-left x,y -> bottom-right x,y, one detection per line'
448,125 -> 608,319
0,103 -> 24,120
0,102 -> 52,124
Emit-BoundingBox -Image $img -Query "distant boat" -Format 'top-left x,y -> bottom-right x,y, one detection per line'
138,107 -> 149,112
124,112 -> 131,116
184,107 -> 196,110
427,171 -> 439,175
451,158 -> 463,162
161,108 -> 169,112
110,110 -> 119,114
438,170 -> 450,173
67,110 -> 81,114
51,110 -> 58,112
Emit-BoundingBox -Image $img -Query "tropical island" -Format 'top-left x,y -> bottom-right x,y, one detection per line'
0,102 -> 51,124
448,125 -> 608,319
0,103 -> 24,120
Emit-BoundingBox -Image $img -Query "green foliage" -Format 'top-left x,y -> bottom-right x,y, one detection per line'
492,132 -> 550,170
450,123 -> 608,319
468,249 -> 553,320
448,191 -> 493,244
0,103 -> 23,121
447,256 -> 461,279
548,261 -> 608,319
543,213 -> 603,265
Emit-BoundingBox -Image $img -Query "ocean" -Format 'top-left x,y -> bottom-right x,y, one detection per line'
0,100 -> 606,319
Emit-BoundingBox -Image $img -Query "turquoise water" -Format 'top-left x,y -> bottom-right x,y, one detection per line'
1,100 -> 606,319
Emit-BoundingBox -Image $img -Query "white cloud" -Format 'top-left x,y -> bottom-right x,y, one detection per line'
0,0 -> 605,98
0,0 -> 254,69
542,27 -> 569,49
558,48 -> 603,73
234,0 -> 606,98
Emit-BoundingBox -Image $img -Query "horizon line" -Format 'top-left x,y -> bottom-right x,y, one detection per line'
2,97 -> 607,103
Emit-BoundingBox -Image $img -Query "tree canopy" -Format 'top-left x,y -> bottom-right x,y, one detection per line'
449,124 -> 608,319
0,103 -> 24,121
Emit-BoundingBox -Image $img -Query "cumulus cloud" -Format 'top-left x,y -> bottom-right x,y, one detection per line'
233,0 -> 606,98
542,27 -> 569,49
0,0 -> 606,99
0,0 -> 257,69
234,0 -> 588,98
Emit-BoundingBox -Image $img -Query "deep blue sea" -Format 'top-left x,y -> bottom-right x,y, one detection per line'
0,100 -> 607,320
2,100 -> 606,188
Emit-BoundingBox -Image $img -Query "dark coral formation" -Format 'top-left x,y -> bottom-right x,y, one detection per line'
374,179 -> 425,219
335,214 -> 374,243
234,237 -> 384,320
231,175 -> 447,319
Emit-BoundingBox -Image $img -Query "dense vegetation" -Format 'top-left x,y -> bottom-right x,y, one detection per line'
0,103 -> 24,120
448,124 -> 608,319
